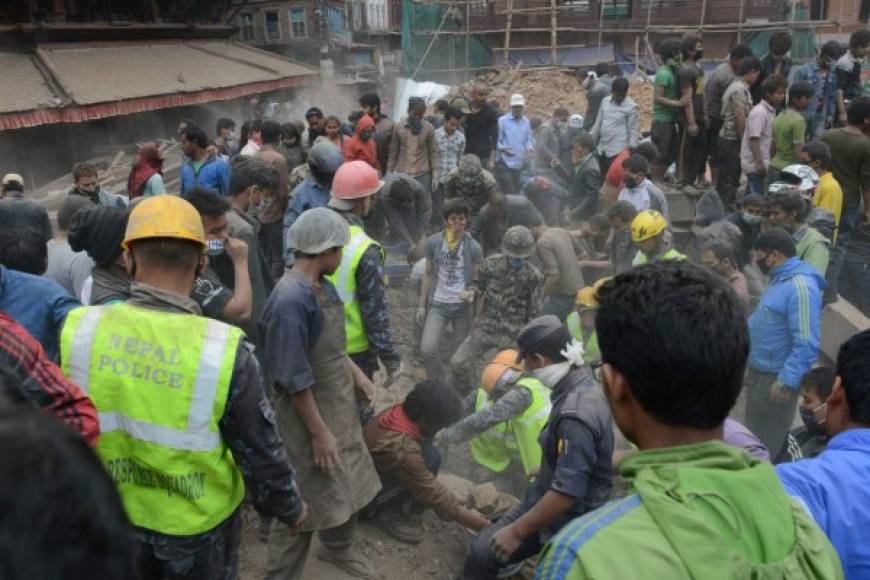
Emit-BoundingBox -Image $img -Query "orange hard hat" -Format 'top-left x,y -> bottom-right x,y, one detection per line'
491,349 -> 523,370
331,160 -> 384,200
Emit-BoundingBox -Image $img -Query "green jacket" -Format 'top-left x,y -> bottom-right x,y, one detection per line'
536,441 -> 842,580
794,225 -> 830,277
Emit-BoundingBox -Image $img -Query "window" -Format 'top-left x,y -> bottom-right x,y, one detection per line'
561,0 -> 591,12
264,11 -> 281,41
289,8 -> 307,37
239,13 -> 255,41
602,0 -> 631,17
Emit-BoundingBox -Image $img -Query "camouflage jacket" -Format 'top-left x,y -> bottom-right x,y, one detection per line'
472,253 -> 544,337
443,168 -> 498,215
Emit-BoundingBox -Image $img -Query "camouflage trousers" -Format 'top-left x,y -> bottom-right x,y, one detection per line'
450,326 -> 518,396
137,510 -> 241,580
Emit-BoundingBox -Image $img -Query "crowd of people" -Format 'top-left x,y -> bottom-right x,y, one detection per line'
0,27 -> 868,580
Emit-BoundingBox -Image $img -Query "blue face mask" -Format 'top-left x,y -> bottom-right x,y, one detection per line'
742,212 -> 762,226
509,258 -> 524,270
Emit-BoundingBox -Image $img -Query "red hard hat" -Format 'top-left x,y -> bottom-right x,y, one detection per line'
331,160 -> 384,200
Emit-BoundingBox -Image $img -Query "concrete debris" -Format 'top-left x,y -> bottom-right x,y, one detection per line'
448,68 -> 653,133
438,473 -> 477,505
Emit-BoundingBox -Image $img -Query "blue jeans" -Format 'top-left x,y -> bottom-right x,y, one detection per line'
746,172 -> 766,197
420,301 -> 472,382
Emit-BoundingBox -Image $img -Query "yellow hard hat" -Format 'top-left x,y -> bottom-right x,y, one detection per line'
123,195 -> 206,250
631,210 -> 668,243
575,286 -> 597,309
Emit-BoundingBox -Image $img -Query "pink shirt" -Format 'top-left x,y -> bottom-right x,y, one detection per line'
740,100 -> 775,175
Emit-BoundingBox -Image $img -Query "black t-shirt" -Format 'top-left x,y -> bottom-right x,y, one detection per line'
678,63 -> 705,123
464,104 -> 499,158
192,268 -> 232,318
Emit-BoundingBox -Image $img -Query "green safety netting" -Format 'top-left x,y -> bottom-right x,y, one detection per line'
402,0 -> 492,76
742,6 -> 817,63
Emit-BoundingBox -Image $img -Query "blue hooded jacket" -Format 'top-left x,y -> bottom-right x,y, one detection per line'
180,154 -> 230,197
747,257 -> 824,389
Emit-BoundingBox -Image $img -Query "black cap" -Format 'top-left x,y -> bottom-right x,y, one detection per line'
515,315 -> 571,362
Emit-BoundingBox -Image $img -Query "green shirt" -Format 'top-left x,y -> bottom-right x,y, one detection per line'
771,110 -> 806,171
536,441 -> 843,580
653,66 -> 680,122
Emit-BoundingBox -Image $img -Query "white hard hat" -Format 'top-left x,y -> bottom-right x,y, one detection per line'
568,114 -> 585,129
780,164 -> 819,191
510,94 -> 525,107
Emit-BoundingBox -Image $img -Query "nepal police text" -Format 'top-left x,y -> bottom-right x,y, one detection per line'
100,334 -> 184,388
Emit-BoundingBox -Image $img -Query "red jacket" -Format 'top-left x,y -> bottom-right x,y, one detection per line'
343,114 -> 381,173
0,310 -> 99,445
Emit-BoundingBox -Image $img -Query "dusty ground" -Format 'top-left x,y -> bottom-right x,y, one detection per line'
237,272 -> 535,580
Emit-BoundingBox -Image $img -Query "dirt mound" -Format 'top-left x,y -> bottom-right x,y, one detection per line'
449,67 -> 653,133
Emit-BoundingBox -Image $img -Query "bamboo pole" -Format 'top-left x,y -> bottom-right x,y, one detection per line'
550,0 -> 558,65
699,0 -> 707,29
465,0 -> 471,75
737,0 -> 745,42
597,0 -> 605,48
411,0 -> 454,79
504,0 -> 514,66
428,19 -> 830,34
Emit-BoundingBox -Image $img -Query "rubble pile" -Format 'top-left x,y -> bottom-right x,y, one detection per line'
449,67 -> 653,132
31,140 -> 183,210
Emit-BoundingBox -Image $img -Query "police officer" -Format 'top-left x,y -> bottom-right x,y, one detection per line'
461,315 -> 614,580
327,160 -> 402,383
60,195 -> 307,579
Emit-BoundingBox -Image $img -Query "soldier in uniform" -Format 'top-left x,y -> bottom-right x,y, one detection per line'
450,226 -> 544,396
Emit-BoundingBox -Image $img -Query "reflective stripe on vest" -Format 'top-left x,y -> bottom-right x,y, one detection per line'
65,307 -> 231,452
470,388 -> 518,474
325,224 -> 384,354
566,312 -> 599,364
632,247 -> 687,266
469,377 -> 551,476
60,303 -> 245,536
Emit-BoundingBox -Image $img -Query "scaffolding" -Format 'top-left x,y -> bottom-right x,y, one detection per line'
405,0 -> 829,77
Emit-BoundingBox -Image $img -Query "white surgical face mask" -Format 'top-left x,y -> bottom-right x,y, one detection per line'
206,239 -> 226,256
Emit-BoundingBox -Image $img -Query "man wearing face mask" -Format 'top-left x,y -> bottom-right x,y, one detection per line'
775,366 -> 835,463
187,188 -> 260,344
462,315 -> 613,579
794,40 -> 846,140
745,228 -> 824,457
776,330 -> 870,579
60,195 -> 307,580
68,163 -> 127,208
450,226 -> 544,397
727,194 -> 765,266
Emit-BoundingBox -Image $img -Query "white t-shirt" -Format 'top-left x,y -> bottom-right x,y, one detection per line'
432,239 -> 466,304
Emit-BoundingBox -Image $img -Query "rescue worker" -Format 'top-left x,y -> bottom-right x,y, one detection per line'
283,141 -> 345,262
326,160 -> 402,383
59,195 -> 306,579
631,209 -> 686,265
450,226 -> 545,396
462,315 -> 614,579
260,208 -> 381,580
565,283 -> 602,365
439,349 -> 552,497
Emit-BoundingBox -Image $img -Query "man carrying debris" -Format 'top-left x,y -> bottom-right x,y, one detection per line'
260,208 -> 381,580
60,195 -> 306,579
326,161 -> 402,383
450,226 -> 544,396
363,379 -> 490,544
462,315 -> 614,579
443,153 -> 499,217
439,349 -> 551,497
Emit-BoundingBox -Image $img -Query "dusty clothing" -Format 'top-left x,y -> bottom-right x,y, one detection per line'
373,115 -> 396,174
470,195 -> 545,255
363,408 -> 460,521
705,62 -> 736,125
439,384 -> 532,444
434,126 -> 466,186
442,158 -> 498,216
534,227 -> 584,298
278,142 -> 306,171
719,78 -> 752,142
259,269 -> 381,532
741,100 -> 775,175
45,240 -> 94,299
388,117 -> 438,178
610,227 -> 635,274
591,96 -> 640,159
120,283 -> 304,568
343,114 -> 380,172
255,146 -> 290,224
472,254 -> 544,337
535,121 -> 564,174
378,172 -> 430,246
0,193 -> 53,241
